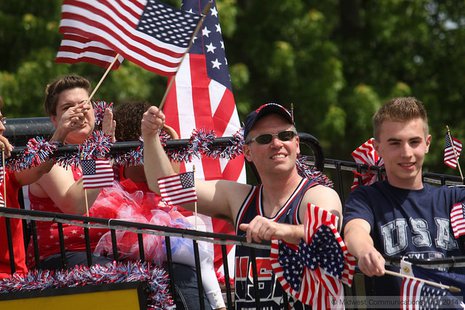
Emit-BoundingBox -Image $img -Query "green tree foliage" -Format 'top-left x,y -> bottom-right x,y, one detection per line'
1,0 -> 465,174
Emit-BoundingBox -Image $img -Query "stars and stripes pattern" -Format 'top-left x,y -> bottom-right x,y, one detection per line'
450,202 -> 465,239
56,33 -> 124,69
59,0 -> 201,76
444,134 -> 462,169
270,203 -> 356,308
162,0 -> 245,277
401,277 -> 446,310
351,138 -> 384,191
158,172 -> 197,206
81,159 -> 114,189
400,264 -> 465,310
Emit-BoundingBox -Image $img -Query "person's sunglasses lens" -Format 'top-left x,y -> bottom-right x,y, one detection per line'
255,134 -> 273,144
278,131 -> 295,141
254,131 -> 296,144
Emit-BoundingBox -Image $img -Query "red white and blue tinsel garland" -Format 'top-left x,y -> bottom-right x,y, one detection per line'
4,128 -> 330,189
0,261 -> 173,310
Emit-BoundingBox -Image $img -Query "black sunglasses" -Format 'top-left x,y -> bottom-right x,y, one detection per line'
246,130 -> 297,145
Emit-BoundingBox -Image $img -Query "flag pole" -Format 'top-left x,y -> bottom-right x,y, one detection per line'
87,54 -> 121,102
158,2 -> 212,110
80,153 -> 90,217
1,147 -> 6,208
446,125 -> 464,181
384,270 -> 461,293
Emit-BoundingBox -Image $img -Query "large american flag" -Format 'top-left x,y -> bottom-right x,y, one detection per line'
162,0 -> 245,277
81,159 -> 114,189
450,201 -> 465,239
56,33 -> 124,69
270,203 -> 356,308
59,0 -> 201,75
444,134 -> 462,169
158,172 -> 197,205
400,265 -> 465,310
351,138 -> 384,191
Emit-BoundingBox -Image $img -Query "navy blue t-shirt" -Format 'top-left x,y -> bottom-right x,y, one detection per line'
343,181 -> 465,296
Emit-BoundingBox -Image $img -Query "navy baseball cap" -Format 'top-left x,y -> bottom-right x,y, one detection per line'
243,103 -> 294,141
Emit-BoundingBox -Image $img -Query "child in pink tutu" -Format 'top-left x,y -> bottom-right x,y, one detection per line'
92,101 -> 225,310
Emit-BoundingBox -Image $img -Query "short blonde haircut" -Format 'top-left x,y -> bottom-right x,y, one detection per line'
373,97 -> 428,140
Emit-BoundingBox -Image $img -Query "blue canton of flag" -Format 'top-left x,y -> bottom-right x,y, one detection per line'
182,0 -> 232,89
137,0 -> 200,48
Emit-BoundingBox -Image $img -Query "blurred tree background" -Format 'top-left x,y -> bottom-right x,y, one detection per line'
1,0 -> 465,174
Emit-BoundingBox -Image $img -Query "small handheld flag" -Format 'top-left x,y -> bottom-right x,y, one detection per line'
444,133 -> 462,169
158,171 -> 197,206
81,159 -> 114,189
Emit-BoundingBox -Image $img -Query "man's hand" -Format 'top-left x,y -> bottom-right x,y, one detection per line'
141,106 -> 165,138
356,247 -> 386,277
239,216 -> 303,244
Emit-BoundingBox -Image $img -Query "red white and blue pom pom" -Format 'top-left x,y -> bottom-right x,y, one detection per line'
79,130 -> 113,160
93,101 -> 113,128
7,137 -> 57,171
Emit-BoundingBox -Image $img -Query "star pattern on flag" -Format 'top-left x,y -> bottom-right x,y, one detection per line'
185,1 -> 232,89
137,0 -> 200,48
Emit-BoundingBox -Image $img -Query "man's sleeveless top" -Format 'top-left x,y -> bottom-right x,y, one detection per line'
234,178 -> 317,309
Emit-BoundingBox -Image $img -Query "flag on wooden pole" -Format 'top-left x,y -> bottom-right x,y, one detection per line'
158,171 -> 197,206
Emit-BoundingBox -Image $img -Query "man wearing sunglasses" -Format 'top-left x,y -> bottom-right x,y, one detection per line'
142,102 -> 341,309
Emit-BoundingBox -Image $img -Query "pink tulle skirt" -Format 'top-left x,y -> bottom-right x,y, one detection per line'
90,182 -> 192,265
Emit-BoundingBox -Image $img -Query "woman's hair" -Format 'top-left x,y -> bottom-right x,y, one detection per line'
373,96 -> 429,139
44,75 -> 91,116
114,101 -> 179,141
114,101 -> 151,141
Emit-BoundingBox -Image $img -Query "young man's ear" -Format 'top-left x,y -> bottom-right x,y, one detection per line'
425,134 -> 432,153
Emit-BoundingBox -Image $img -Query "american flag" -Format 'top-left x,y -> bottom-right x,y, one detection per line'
158,172 -> 197,205
400,265 -> 465,310
444,134 -> 462,169
81,159 -> 114,189
59,0 -> 201,76
162,0 -> 245,277
351,138 -> 384,191
451,202 -> 465,239
56,33 -> 124,69
270,203 -> 356,308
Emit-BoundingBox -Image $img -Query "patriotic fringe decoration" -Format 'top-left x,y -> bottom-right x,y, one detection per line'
0,261 -> 173,309
6,137 -> 57,171
93,101 -> 113,128
296,156 -> 333,188
4,129 -> 326,182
